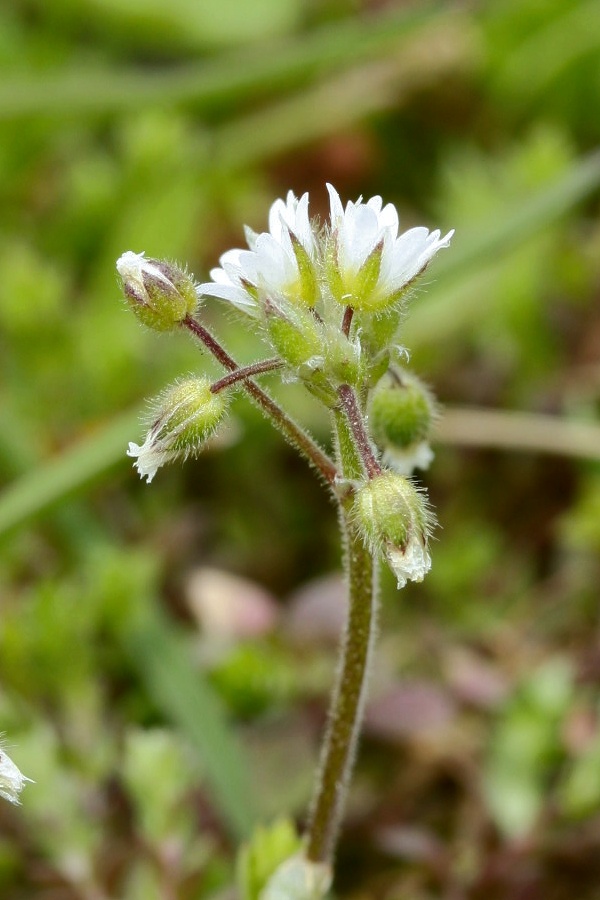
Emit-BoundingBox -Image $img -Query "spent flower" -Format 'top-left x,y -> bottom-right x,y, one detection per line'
128,377 -> 229,483
353,473 -> 435,588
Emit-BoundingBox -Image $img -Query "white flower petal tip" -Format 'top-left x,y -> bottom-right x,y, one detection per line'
127,441 -> 159,484
0,747 -> 33,805
116,250 -> 146,279
353,473 -> 434,590
126,379 -> 230,484
388,540 -> 432,590
383,441 -> 434,476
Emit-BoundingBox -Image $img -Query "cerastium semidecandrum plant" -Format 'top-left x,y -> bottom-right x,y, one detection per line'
117,185 -> 453,898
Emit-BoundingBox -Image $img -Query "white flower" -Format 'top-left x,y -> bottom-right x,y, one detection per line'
326,183 -> 453,311
0,744 -> 32,805
261,853 -> 332,900
197,191 -> 318,315
197,186 -> 452,317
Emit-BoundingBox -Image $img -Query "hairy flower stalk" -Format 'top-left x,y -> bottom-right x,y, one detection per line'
117,184 -> 451,894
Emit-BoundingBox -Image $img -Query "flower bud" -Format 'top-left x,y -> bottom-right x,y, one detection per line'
353,473 -> 435,588
128,377 -> 229,483
0,744 -> 32,805
369,373 -> 436,475
117,251 -> 198,331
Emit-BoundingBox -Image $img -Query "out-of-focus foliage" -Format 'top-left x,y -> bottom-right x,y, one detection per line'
0,0 -> 599,897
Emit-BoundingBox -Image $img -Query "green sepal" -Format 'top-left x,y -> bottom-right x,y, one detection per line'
152,377 -> 229,454
290,232 -> 319,308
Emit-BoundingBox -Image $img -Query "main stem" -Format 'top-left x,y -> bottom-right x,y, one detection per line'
306,408 -> 377,864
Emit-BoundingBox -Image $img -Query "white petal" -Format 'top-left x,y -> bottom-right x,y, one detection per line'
116,250 -> 171,290
383,441 -> 434,476
293,191 -> 314,252
387,538 -> 432,589
116,250 -> 146,279
326,183 -> 345,224
196,280 -> 258,313
127,440 -> 163,483
255,232 -> 298,289
0,747 -> 33,805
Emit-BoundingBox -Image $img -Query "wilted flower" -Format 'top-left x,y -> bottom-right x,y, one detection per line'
128,377 -> 229,483
353,473 -> 435,588
0,744 -> 32,805
326,183 -> 453,311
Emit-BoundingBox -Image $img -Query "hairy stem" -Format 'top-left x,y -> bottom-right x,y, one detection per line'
337,383 -> 382,479
210,357 -> 283,393
306,408 -> 377,863
183,316 -> 337,485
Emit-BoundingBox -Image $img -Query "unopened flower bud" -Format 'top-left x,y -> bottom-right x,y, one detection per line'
128,377 -> 229,483
353,473 -> 435,588
0,744 -> 32,805
117,251 -> 198,331
369,374 -> 436,475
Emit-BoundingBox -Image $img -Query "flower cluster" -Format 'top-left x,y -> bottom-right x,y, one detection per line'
199,184 -> 452,316
118,184 -> 453,588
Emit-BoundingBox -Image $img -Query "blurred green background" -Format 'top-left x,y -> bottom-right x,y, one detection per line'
1,0 -> 600,897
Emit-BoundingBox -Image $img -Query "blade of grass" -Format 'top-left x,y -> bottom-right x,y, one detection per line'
0,4 -> 441,121
124,602 -> 257,840
435,407 -> 600,462
492,0 -> 600,107
0,408 -> 139,536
